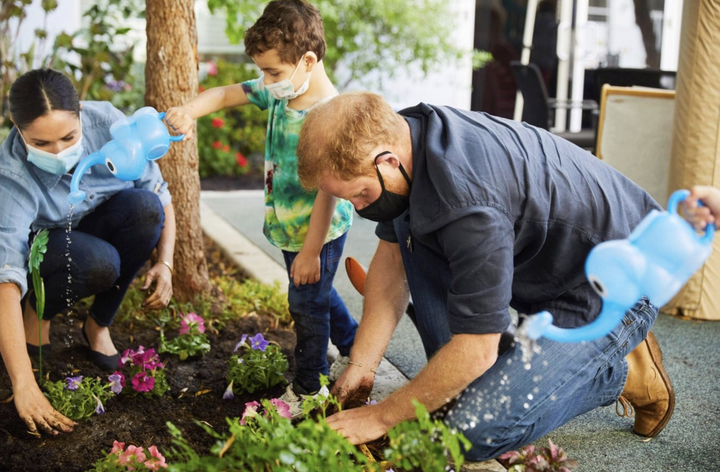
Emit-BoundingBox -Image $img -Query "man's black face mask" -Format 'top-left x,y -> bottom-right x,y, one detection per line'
356,151 -> 412,222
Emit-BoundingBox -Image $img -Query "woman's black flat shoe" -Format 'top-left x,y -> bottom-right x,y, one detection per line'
81,322 -> 120,371
26,343 -> 52,357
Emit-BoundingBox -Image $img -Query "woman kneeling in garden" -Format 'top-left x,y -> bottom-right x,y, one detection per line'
0,69 -> 177,436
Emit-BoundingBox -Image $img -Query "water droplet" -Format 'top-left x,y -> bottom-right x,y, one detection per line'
524,363 -> 532,370
483,413 -> 494,421
485,437 -> 493,444
523,403 -> 529,409
550,395 -> 557,401
527,394 -> 534,400
469,421 -> 476,428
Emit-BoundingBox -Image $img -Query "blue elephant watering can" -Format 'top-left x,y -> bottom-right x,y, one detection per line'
523,189 -> 715,343
67,107 -> 184,205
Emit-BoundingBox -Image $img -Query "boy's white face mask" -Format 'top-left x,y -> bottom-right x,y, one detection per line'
262,54 -> 311,101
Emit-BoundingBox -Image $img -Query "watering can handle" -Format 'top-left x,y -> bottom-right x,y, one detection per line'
157,112 -> 186,142
667,189 -> 716,244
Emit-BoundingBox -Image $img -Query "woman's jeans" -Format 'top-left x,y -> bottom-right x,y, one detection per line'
29,189 -> 164,327
282,233 -> 358,393
392,214 -> 657,461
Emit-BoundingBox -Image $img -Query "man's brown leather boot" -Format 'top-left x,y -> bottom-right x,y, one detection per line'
616,331 -> 675,437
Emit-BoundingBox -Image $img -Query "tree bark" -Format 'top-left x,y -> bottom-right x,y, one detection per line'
145,0 -> 212,300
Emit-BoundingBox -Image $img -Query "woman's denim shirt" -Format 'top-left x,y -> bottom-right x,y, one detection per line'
0,101 -> 171,296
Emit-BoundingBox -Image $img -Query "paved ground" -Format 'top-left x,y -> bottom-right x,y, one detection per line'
201,190 -> 720,472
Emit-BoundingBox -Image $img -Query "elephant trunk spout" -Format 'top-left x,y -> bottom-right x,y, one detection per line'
68,151 -> 106,205
522,302 -> 629,343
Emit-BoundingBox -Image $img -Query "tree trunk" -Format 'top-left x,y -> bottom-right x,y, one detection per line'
145,0 -> 212,301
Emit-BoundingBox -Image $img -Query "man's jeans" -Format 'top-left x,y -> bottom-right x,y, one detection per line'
282,233 -> 358,393
29,189 -> 164,327
393,214 -> 657,461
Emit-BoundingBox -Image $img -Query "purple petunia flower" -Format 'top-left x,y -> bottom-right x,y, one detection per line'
108,372 -> 125,395
94,395 -> 105,415
233,334 -> 248,353
223,381 -> 235,400
66,375 -> 83,391
249,333 -> 269,351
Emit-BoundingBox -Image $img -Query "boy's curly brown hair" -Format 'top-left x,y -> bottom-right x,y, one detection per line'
244,0 -> 326,65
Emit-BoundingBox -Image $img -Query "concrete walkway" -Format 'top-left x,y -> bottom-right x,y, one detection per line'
201,190 -> 720,472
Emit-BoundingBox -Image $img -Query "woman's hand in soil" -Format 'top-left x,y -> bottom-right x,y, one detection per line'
326,402 -> 390,445
289,250 -> 320,287
15,381 -> 76,436
142,262 -> 173,309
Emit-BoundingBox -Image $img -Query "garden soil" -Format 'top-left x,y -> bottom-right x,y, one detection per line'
0,237 -> 295,471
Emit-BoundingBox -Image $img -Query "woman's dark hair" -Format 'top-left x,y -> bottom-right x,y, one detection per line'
9,68 -> 79,130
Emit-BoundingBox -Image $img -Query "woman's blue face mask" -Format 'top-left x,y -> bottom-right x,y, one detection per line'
20,120 -> 84,175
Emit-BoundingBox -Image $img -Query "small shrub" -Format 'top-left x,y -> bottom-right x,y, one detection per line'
498,439 -> 579,472
383,400 -> 471,472
158,312 -> 211,360
225,333 -> 288,396
117,346 -> 169,397
90,440 -> 168,471
44,375 -> 117,421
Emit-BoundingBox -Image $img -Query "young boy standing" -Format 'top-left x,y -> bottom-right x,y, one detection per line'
165,0 -> 357,411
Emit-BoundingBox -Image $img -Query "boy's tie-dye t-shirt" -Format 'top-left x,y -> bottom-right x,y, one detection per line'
242,78 -> 352,252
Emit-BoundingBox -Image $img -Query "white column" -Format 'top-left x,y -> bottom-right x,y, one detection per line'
513,0 -> 539,122
554,0 -> 573,132
569,0 -> 589,132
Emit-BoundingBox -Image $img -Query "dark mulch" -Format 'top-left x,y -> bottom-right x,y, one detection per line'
0,241 -> 296,471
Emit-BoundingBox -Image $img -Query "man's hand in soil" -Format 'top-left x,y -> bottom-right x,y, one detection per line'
15,380 -> 76,436
330,363 -> 374,409
326,402 -> 394,445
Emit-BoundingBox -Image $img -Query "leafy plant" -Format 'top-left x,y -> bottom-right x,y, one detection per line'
90,440 -> 168,471
0,0 -> 58,127
383,400 -> 471,472
219,278 -> 291,329
207,0 -> 473,90
158,312 -> 211,361
117,346 -> 169,397
166,406 -> 371,472
225,333 -> 288,396
498,439 -> 579,472
44,375 -> 117,421
48,0 -> 143,111
196,59 -> 267,178
28,229 -> 48,384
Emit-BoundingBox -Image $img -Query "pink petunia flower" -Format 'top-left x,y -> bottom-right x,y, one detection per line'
269,398 -> 292,419
144,445 -> 168,470
131,372 -> 155,393
110,440 -> 125,454
240,401 -> 261,425
179,312 -> 206,335
207,61 -> 218,76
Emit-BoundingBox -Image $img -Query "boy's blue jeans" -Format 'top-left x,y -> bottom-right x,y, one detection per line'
28,189 -> 164,326
282,233 -> 358,393
393,215 -> 657,462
